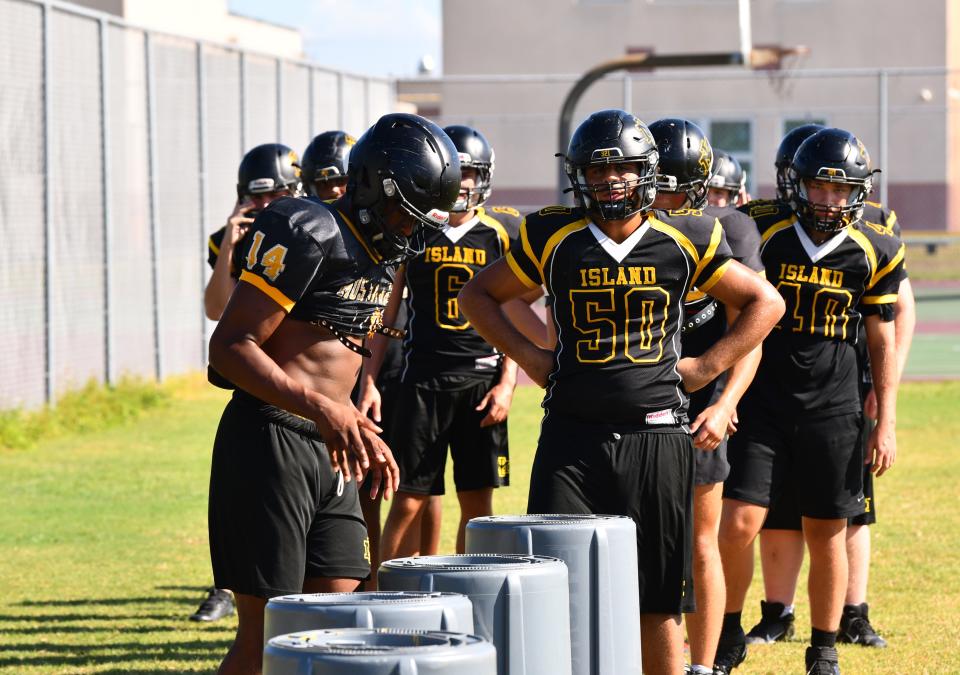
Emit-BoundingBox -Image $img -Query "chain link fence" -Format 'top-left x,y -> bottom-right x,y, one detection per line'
0,0 -> 395,409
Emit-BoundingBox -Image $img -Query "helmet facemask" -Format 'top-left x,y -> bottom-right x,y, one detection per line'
566,150 -> 659,221
451,154 -> 494,212
789,168 -> 873,234
656,173 -> 708,210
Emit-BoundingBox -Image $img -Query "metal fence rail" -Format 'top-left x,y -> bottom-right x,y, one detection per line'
0,0 -> 396,409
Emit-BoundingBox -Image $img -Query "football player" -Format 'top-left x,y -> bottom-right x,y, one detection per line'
648,118 -> 765,675
706,150 -> 748,208
301,130 -> 354,201
459,109 -> 783,675
716,128 -> 905,675
193,142 -> 303,623
204,143 -> 303,321
206,113 -> 458,674
361,125 -> 533,558
747,141 -> 914,650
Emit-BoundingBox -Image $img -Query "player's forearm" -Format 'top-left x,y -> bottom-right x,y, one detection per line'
204,250 -> 237,320
866,317 -> 898,426
210,333 -> 332,422
502,297 -> 550,349
461,283 -> 545,378
893,277 -> 916,381
497,357 -> 519,388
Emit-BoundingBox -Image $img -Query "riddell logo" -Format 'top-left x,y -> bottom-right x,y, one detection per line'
426,209 -> 449,224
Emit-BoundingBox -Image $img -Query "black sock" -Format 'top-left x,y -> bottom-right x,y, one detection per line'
722,612 -> 743,636
811,627 -> 837,648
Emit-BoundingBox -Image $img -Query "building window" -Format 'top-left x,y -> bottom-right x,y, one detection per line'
706,119 -> 753,195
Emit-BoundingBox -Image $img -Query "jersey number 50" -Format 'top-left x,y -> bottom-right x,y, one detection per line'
569,287 -> 670,363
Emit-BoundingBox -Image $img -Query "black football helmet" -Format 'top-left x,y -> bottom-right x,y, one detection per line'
775,123 -> 825,202
648,118 -> 713,209
562,109 -> 659,220
237,143 -> 303,200
789,127 -> 877,233
301,131 -> 355,196
348,113 -> 460,264
443,125 -> 495,211
706,150 -> 745,198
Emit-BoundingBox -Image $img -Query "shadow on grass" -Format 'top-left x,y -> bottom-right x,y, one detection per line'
0,589 -> 232,671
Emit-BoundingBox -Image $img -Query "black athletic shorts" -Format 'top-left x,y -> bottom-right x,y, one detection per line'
689,373 -> 731,486
762,419 -> 877,529
208,390 -> 370,598
527,414 -> 695,615
387,374 -> 509,495
723,404 -> 865,520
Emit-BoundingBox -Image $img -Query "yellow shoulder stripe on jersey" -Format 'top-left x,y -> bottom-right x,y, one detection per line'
692,218 -> 724,288
861,294 -> 898,305
869,242 -> 905,290
760,216 -> 795,244
208,237 -> 220,256
648,217 -> 698,264
846,227 -> 877,280
539,219 -> 589,275
518,218 -> 540,282
477,209 -> 511,252
239,270 -> 295,312
338,209 -> 383,264
886,210 -> 898,229
505,251 -> 540,289
697,259 -> 732,294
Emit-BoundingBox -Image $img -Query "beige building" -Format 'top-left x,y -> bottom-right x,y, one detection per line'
69,0 -> 304,58
400,0 -> 960,231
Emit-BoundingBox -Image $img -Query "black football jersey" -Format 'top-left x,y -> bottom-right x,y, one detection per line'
401,205 -> 522,381
739,199 -> 905,414
237,196 -> 395,338
207,226 -> 241,277
506,206 -> 733,428
681,204 -> 765,358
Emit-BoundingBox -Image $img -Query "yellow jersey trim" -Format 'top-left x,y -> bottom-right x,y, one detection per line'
648,217 -> 698,265
208,237 -> 220,256
539,219 -> 590,276
760,217 -> 795,244
518,219 -> 541,283
477,208 -> 511,253
505,251 -> 540,289
692,218 -> 724,288
886,210 -> 898,230
861,294 -> 898,305
697,259 -> 732,294
239,270 -> 295,312
846,227 -> 878,282
869,243 -> 905,290
338,209 -> 383,264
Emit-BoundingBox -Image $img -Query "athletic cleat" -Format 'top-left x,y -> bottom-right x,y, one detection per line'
745,600 -> 796,644
189,588 -> 235,622
805,645 -> 841,674
837,603 -> 887,647
713,633 -> 747,674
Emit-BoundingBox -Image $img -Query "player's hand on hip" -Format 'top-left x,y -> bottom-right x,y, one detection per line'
477,381 -> 514,427
690,401 -> 733,450
521,348 -> 554,389
677,356 -> 713,393
863,387 -> 878,421
866,418 -> 896,476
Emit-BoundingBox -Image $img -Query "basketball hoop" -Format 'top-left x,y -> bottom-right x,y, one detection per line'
751,45 -> 810,97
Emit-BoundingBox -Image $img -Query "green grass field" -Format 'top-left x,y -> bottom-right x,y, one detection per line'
1,377 -> 958,673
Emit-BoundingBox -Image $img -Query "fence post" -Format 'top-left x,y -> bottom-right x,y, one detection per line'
337,71 -> 345,130
276,57 -> 283,142
622,74 -> 632,113
878,69 -> 889,206
144,32 -> 163,381
41,1 -> 55,403
364,77 -> 371,128
239,50 -> 247,155
99,18 -> 114,386
197,42 -> 209,367
308,67 -> 316,138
